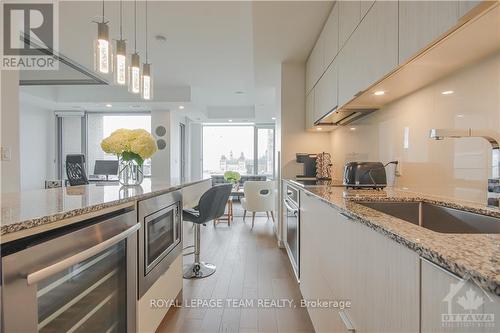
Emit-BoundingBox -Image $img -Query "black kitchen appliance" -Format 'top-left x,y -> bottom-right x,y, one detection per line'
296,153 -> 317,179
343,162 -> 388,189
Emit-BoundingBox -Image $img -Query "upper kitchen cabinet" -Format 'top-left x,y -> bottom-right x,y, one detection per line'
305,89 -> 315,129
360,0 -> 375,18
338,0 -> 361,48
322,2 -> 339,69
314,60 -> 338,124
399,1 -> 459,64
305,33 -> 324,95
459,1 -> 483,17
338,0 -> 398,106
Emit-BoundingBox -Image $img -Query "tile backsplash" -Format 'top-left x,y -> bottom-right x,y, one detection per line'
330,52 -> 500,203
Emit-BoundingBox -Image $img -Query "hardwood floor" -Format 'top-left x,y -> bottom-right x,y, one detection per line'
156,203 -> 314,333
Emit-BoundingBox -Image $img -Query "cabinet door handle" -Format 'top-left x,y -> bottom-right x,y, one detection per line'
339,311 -> 356,332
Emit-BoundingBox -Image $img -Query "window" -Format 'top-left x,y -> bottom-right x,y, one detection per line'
202,124 -> 275,179
87,114 -> 152,177
57,113 -> 152,179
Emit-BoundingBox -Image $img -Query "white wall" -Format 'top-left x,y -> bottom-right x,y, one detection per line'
280,62 -> 331,179
1,70 -> 21,193
19,93 -> 55,190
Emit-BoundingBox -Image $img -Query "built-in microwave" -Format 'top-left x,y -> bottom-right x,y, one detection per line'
138,191 -> 182,298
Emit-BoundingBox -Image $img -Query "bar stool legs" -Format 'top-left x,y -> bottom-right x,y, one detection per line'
183,223 -> 216,279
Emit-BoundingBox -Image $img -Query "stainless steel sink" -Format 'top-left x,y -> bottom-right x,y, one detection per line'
357,201 -> 500,234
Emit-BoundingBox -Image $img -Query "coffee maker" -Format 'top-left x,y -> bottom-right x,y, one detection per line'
295,153 -> 317,179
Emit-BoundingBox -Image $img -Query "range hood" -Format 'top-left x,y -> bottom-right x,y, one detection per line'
315,107 -> 376,126
19,34 -> 108,86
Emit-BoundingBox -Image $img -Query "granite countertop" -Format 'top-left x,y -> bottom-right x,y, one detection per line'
1,178 -> 210,241
284,180 -> 500,296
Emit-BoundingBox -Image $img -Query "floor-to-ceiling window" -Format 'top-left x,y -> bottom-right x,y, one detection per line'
202,124 -> 275,179
57,112 -> 152,179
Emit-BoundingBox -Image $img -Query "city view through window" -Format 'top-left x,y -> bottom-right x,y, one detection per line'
202,125 -> 274,179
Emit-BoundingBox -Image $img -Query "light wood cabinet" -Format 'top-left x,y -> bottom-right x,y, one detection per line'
421,259 -> 500,333
339,0 -> 361,48
338,0 -> 398,107
399,1 -> 459,64
322,2 -> 339,69
300,193 -> 419,333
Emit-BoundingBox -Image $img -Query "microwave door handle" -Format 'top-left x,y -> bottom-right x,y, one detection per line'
283,199 -> 298,214
27,223 -> 141,286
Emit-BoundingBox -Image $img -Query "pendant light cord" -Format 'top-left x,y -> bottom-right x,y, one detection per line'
101,0 -> 104,23
119,0 -> 123,39
134,0 -> 137,52
145,0 -> 148,62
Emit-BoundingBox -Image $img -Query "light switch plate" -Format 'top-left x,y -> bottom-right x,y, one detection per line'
1,147 -> 11,161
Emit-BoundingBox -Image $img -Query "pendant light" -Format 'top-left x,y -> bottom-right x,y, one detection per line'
94,0 -> 112,74
114,0 -> 127,85
128,0 -> 141,94
141,0 -> 153,100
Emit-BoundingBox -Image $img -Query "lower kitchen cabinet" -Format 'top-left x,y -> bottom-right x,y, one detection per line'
421,259 -> 500,333
300,193 -> 419,332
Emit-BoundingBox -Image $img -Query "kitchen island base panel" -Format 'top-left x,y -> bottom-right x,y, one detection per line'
137,254 -> 183,333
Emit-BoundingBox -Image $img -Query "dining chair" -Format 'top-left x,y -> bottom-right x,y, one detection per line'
241,180 -> 276,228
66,154 -> 89,186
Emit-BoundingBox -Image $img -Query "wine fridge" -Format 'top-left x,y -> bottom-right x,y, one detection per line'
1,207 -> 139,333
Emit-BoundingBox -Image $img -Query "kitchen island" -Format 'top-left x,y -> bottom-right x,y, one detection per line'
284,179 -> 500,333
1,178 -> 211,332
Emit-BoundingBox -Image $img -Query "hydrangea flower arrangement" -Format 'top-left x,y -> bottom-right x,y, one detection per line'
101,128 -> 157,165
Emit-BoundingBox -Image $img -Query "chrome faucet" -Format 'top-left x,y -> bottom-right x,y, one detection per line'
429,128 -> 500,208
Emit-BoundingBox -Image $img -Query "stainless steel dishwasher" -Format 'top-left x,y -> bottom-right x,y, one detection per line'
283,183 -> 300,282
1,207 -> 140,333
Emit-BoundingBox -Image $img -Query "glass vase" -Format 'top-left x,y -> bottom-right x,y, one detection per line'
118,159 -> 144,186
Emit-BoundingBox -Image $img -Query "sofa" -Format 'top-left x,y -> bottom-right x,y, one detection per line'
211,174 -> 268,197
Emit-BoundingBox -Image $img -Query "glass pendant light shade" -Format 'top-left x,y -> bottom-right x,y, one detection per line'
128,53 -> 141,94
114,40 -> 127,85
141,63 -> 153,100
94,22 -> 112,74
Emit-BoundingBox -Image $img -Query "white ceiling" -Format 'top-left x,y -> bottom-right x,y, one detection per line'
24,0 -> 333,122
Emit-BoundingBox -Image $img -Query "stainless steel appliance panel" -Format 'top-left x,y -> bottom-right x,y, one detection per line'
283,183 -> 300,282
1,209 -> 138,333
138,190 -> 182,298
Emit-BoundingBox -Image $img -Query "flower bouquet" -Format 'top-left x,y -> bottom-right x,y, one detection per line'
101,129 -> 157,185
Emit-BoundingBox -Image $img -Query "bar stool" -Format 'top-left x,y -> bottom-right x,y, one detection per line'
182,184 -> 232,279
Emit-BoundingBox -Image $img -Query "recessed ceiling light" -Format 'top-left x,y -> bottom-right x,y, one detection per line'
106,104 -> 112,108
457,114 -> 464,118
441,90 -> 454,95
373,90 -> 385,96
235,91 -> 244,95
350,127 -> 356,131
316,127 -> 322,131
228,119 -> 233,122
179,105 -> 185,110
271,117 -> 276,120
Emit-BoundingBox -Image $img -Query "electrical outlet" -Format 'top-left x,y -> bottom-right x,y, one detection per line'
1,147 -> 11,161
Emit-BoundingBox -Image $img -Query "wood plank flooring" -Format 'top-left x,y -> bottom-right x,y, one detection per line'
156,203 -> 314,333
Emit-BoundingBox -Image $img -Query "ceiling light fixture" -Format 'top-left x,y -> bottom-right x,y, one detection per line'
141,0 -> 153,100
316,127 -> 322,131
350,127 -> 356,131
179,105 -> 185,110
271,117 -> 276,120
441,90 -> 454,95
128,0 -> 141,94
228,119 -> 233,122
235,91 -> 244,95
106,104 -> 112,108
93,0 -> 112,74
373,90 -> 385,96
114,0 -> 127,85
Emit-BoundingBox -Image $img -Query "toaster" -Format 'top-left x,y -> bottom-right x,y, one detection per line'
343,162 -> 387,189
